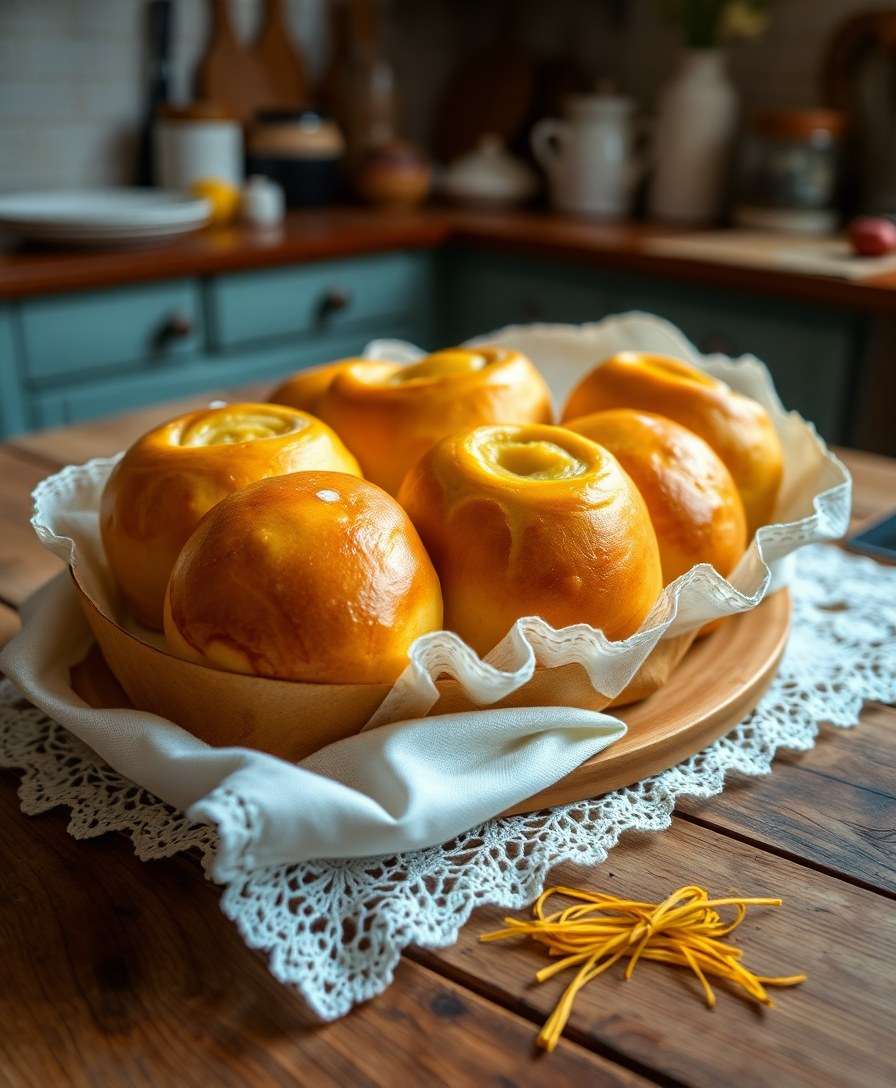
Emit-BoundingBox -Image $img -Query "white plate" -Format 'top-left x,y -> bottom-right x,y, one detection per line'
0,188 -> 211,245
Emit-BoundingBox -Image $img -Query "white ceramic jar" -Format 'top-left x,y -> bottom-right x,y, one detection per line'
648,50 -> 738,224
531,94 -> 647,219
155,104 -> 243,191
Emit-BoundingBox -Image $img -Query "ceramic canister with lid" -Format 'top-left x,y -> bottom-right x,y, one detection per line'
734,109 -> 845,234
247,110 -> 345,207
154,103 -> 243,190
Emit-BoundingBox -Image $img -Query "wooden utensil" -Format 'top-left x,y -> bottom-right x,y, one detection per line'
197,0 -> 309,123
196,0 -> 268,123
251,0 -> 308,109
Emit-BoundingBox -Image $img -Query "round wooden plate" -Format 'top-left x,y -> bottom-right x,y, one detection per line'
504,589 -> 791,815
70,590 -> 790,813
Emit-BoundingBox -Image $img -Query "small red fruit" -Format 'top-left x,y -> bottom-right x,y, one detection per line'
849,216 -> 896,256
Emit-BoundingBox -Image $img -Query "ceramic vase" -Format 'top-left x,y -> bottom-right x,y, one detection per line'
648,49 -> 738,224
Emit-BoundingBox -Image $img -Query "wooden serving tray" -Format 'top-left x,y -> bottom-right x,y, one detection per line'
507,589 -> 791,814
71,590 -> 789,814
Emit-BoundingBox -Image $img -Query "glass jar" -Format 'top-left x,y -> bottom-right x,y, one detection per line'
734,109 -> 845,233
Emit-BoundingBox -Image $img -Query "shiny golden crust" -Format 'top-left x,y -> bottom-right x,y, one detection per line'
101,403 -> 361,630
269,359 -> 376,417
561,352 -> 783,535
163,472 -> 443,683
397,422 -> 663,656
310,347 -> 554,494
567,409 -> 747,584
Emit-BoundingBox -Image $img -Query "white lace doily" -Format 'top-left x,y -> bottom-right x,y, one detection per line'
2,543 -> 894,1020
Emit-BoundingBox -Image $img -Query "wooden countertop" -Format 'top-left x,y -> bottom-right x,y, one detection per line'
4,207 -> 896,312
1,392 -> 894,1086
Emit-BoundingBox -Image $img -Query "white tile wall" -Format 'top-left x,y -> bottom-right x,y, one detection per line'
0,0 -> 888,191
0,0 -> 327,191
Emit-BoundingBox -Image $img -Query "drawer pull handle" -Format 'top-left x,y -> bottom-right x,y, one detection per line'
317,288 -> 352,321
155,311 -> 194,346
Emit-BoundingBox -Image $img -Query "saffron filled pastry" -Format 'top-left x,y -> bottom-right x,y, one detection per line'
397,422 -> 663,657
303,347 -> 553,494
567,409 -> 747,584
101,403 -> 361,629
562,352 -> 783,535
164,472 -> 443,683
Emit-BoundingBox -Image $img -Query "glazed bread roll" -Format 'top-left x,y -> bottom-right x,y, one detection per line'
398,422 -> 662,656
164,472 -> 443,683
297,347 -> 553,494
567,409 -> 747,584
562,352 -> 783,535
101,403 -> 360,629
269,359 -> 378,417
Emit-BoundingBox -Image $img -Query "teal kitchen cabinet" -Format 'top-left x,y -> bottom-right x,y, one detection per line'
444,249 -> 615,342
210,251 -> 435,350
0,305 -> 26,435
0,250 -> 437,436
19,279 -> 202,385
29,326 -> 423,429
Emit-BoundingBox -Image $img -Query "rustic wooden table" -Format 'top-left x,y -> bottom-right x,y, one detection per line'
1,392 -> 894,1088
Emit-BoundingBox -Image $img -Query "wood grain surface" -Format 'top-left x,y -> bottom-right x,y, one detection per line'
0,405 -> 894,1087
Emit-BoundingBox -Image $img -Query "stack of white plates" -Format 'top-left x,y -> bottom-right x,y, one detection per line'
0,189 -> 212,247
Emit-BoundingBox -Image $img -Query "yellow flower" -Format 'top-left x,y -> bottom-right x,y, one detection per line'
721,0 -> 769,39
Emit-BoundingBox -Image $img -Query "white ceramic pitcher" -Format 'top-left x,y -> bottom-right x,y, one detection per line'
532,94 -> 648,219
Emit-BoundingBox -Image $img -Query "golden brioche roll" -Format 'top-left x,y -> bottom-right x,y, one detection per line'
311,347 -> 553,494
269,359 -> 377,416
397,422 -> 663,657
163,471 -> 443,684
562,352 -> 783,535
101,403 -> 361,630
567,409 -> 747,584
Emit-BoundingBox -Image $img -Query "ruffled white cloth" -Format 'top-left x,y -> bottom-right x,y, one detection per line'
0,315 -> 851,870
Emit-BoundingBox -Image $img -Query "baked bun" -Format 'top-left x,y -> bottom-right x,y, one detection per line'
398,422 -> 662,656
562,352 -> 783,534
269,359 -> 377,416
311,347 -> 554,494
101,403 -> 360,629
567,409 -> 747,583
163,472 -> 443,683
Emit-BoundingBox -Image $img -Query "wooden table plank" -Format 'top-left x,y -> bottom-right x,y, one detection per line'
0,774 -> 650,1088
413,819 -> 896,1088
838,448 -> 896,523
0,449 -> 63,607
679,706 -> 896,893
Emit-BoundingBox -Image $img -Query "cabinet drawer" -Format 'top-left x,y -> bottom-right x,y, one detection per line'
19,280 -> 202,384
27,325 -> 424,429
210,251 -> 433,350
